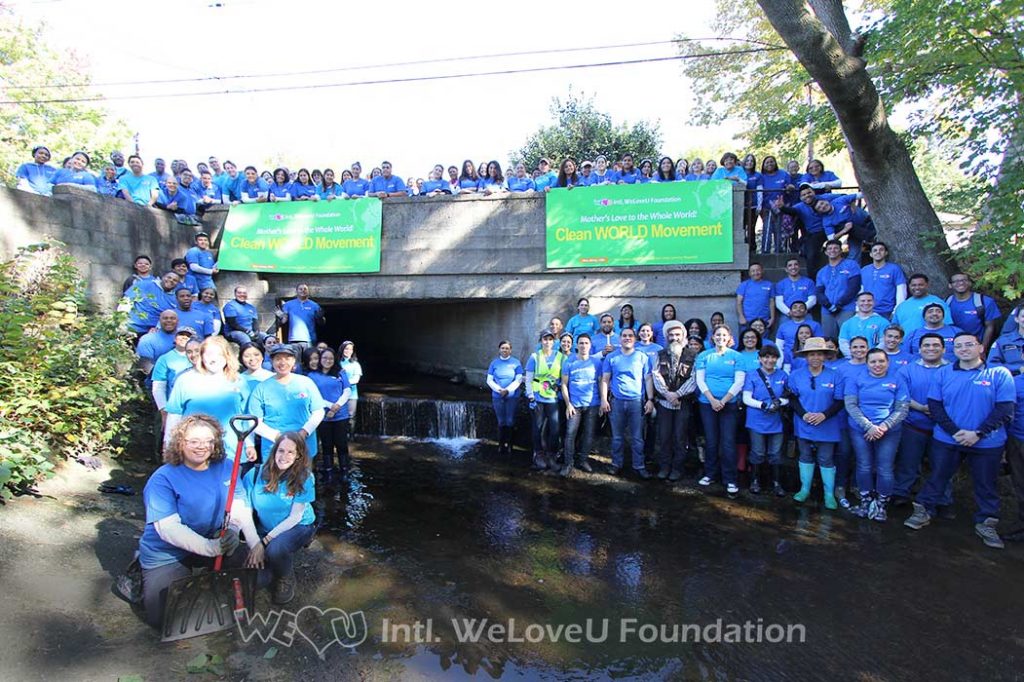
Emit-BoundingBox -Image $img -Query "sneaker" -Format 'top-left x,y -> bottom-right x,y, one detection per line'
873,503 -> 888,523
272,576 -> 296,605
851,494 -> 873,519
773,481 -> 786,497
667,470 -> 683,482
656,467 -> 670,480
577,459 -> 594,474
749,477 -> 761,495
698,476 -> 713,487
975,518 -> 1004,549
903,502 -> 932,530
726,482 -> 739,496
634,468 -> 653,480
606,465 -> 622,477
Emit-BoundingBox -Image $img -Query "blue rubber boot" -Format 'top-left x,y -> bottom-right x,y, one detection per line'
820,466 -> 838,510
793,461 -> 815,503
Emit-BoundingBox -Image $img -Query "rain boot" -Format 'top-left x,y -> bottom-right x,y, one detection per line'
772,464 -> 786,496
793,461 -> 815,503
496,426 -> 507,454
820,466 -> 838,510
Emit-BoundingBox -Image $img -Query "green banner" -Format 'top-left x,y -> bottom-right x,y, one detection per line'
218,201 -> 382,273
545,181 -> 734,268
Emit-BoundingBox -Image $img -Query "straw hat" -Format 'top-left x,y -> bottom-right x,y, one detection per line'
794,337 -> 837,357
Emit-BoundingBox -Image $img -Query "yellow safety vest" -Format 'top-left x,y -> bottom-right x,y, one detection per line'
531,351 -> 564,401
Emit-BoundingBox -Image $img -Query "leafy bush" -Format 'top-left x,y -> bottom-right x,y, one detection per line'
0,240 -> 141,499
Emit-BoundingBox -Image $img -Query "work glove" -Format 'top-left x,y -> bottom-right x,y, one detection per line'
219,528 -> 240,556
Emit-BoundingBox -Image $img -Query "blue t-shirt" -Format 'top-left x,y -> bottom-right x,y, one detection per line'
928,362 -> 1016,448
126,279 -> 179,333
175,273 -> 200,296
759,170 -> 791,205
457,177 -> 480,191
238,178 -> 270,200
989,331 -> 1024,376
591,331 -> 621,358
185,247 -> 217,291
138,458 -> 235,569
885,349 -> 914,370
157,188 -> 196,215
290,182 -> 318,200
192,300 -> 221,332
534,171 -> 557,192
816,258 -> 862,312
618,169 -> 640,184
738,349 -> 761,373
904,324 -> 962,361
561,355 -> 603,407
839,313 -> 890,350
736,278 -> 774,321
711,167 -> 748,183
419,179 -> 448,195
893,295 -> 953,335
222,300 -> 259,333
601,350 -> 650,401
341,178 -> 370,197
243,463 -> 316,535
487,357 -> 524,398
271,182 -> 294,200
684,173 -> 711,182
695,348 -> 744,403
775,276 -> 816,309
196,183 -> 223,203
565,314 -> 600,343
777,318 -> 823,359
51,168 -> 98,191
635,342 -> 663,368
340,359 -> 362,400
16,162 -> 57,195
946,294 -> 1001,338
165,371 -> 251,455
307,371 -> 352,421
175,307 -> 211,339
282,298 -> 322,344
136,330 -> 177,364
821,194 -> 860,238
785,367 -> 843,442
152,349 -> 193,400
898,359 -> 947,431
799,170 -> 841,190
118,173 -> 160,205
744,368 -> 789,434
368,175 -> 407,194
507,176 -> 536,192
844,370 -> 909,427
97,176 -> 122,197
833,359 -> 869,393
247,374 -> 325,459
860,263 -> 907,315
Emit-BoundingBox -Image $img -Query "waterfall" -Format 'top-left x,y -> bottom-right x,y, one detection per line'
357,396 -> 479,439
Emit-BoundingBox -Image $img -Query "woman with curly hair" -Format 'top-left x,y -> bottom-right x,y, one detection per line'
137,415 -> 248,627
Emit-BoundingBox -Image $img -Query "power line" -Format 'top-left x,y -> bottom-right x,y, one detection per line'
5,37 -> 784,90
0,47 -> 784,105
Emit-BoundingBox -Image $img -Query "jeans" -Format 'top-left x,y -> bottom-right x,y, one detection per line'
749,431 -> 784,465
760,209 -> 782,254
835,427 -> 854,490
698,401 -> 739,484
894,425 -> 952,504
225,330 -> 269,347
262,523 -> 316,585
918,440 -> 1002,524
656,401 -> 692,473
821,308 -> 855,340
317,419 -> 349,472
492,394 -> 519,428
850,424 -> 902,496
797,439 -> 835,467
141,551 -> 246,629
609,399 -> 645,470
564,405 -> 598,463
531,401 -> 560,454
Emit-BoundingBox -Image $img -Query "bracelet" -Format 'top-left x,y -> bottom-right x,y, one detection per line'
262,535 -> 270,547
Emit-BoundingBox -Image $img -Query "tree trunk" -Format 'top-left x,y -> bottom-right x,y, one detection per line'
757,0 -> 954,284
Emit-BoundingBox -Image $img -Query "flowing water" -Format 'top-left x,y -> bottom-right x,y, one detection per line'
294,436 -> 1024,680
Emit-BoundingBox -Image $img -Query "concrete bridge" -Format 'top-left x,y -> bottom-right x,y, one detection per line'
1,186 -> 747,386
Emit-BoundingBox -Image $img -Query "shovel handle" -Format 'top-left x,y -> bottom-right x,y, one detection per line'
230,415 -> 259,441
215,415 -> 258,572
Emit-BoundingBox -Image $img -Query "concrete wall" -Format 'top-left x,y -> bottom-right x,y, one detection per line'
0,186 -> 747,386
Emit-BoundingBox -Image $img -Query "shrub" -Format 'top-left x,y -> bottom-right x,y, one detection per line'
0,240 -> 141,499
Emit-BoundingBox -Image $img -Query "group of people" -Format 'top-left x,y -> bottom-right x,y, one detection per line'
15,146 -> 855,255
488,272 -> 1024,551
122,238 -> 368,625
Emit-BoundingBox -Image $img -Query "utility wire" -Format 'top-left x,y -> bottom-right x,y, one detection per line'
0,47 -> 784,105
4,37 -> 785,90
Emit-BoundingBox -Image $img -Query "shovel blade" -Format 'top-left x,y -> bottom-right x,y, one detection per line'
161,569 -> 257,642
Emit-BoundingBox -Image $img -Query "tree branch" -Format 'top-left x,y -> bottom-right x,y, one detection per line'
808,0 -> 855,55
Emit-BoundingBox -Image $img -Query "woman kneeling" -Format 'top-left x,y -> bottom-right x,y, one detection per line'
240,431 -> 317,605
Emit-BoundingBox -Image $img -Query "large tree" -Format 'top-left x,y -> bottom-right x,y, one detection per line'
0,12 -> 132,186
680,0 -> 1024,298
511,91 -> 662,171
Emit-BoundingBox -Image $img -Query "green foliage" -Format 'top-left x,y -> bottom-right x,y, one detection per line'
511,91 -> 662,170
866,0 -> 1024,299
677,1 -> 847,161
0,240 -> 141,498
0,11 -> 132,185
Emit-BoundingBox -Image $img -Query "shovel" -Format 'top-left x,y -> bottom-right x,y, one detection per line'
161,415 -> 259,642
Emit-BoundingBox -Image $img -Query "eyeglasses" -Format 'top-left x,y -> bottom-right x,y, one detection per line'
185,439 -> 216,449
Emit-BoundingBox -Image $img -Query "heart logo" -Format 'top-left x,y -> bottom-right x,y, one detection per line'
600,199 -> 610,206
293,606 -> 365,658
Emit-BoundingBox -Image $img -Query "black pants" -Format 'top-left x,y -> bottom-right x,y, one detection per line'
141,551 -> 245,629
657,401 -> 693,473
318,419 -> 349,472
805,230 -> 827,280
